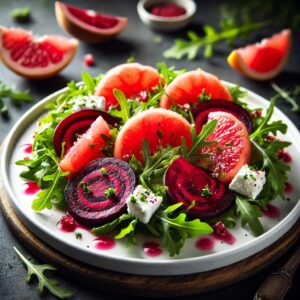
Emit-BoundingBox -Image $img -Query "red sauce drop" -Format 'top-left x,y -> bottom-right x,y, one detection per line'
262,204 -> 281,219
213,222 -> 236,245
23,182 -> 40,195
143,241 -> 162,257
150,3 -> 186,17
94,236 -> 116,250
278,150 -> 292,163
21,143 -> 32,154
195,237 -> 215,251
58,215 -> 77,232
284,182 -> 293,194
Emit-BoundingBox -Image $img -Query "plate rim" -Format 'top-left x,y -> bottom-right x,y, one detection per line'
1,81 -> 300,275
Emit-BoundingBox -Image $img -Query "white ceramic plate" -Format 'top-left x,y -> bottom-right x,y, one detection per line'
1,82 -> 300,275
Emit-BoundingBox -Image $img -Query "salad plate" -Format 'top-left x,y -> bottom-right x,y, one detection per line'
1,75 -> 300,276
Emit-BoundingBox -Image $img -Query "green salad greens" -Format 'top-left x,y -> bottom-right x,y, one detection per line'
16,63 -> 292,256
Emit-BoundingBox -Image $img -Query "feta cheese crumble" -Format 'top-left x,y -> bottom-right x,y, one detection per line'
72,95 -> 106,111
126,185 -> 163,224
229,165 -> 266,199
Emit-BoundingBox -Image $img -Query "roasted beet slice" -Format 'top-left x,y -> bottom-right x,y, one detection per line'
64,157 -> 136,226
54,109 -> 119,157
193,99 -> 253,134
164,157 -> 235,219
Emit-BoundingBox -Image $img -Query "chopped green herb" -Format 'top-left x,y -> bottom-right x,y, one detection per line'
200,184 -> 212,198
130,195 -> 137,203
75,232 -> 82,239
156,130 -> 163,138
104,187 -> 116,198
11,7 -> 31,22
100,167 -> 107,175
225,141 -> 234,147
127,56 -> 136,63
216,146 -> 223,152
89,143 -> 95,149
79,182 -> 91,193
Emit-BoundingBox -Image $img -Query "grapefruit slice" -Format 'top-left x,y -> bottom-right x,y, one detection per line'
0,26 -> 78,79
114,108 -> 192,162
159,70 -> 232,109
59,116 -> 111,174
227,29 -> 291,80
95,63 -> 163,110
199,112 -> 251,184
55,1 -> 128,44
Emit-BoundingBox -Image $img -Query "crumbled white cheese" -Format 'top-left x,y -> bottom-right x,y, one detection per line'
126,185 -> 163,224
72,95 -> 106,111
229,165 -> 266,199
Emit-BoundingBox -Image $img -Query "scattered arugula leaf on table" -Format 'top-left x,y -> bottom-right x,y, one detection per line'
0,80 -> 33,114
14,247 -> 73,299
163,22 -> 268,61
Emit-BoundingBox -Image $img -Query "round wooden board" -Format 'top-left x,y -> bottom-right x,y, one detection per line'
0,181 -> 299,298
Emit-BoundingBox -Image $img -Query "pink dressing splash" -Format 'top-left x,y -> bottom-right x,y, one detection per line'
23,182 -> 40,195
143,242 -> 162,257
196,237 -> 215,251
262,204 -> 281,219
284,182 -> 293,194
213,222 -> 236,245
57,214 -> 90,233
21,143 -> 32,154
94,236 -> 116,250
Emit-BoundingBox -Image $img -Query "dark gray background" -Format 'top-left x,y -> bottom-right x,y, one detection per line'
0,0 -> 299,299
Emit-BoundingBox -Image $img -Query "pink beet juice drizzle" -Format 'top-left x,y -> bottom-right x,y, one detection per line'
23,182 -> 40,195
21,143 -> 32,154
143,241 -> 162,257
213,222 -> 236,245
196,237 -> 215,251
94,236 -> 116,250
284,182 -> 293,194
262,204 -> 281,219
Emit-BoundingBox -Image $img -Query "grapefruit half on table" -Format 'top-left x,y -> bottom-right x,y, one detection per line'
227,29 -> 292,80
0,26 -> 78,79
55,1 -> 128,43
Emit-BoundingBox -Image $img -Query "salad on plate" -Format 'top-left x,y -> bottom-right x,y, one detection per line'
16,62 -> 293,257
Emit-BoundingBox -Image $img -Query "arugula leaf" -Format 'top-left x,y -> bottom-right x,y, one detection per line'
14,247 -> 72,299
235,195 -> 263,236
271,82 -> 300,112
81,71 -> 97,93
163,22 -> 267,61
156,62 -> 186,84
92,214 -> 133,235
0,80 -> 33,113
156,203 -> 213,256
115,219 -> 138,239
112,89 -> 131,122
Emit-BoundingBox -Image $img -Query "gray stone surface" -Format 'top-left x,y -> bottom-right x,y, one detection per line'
0,0 -> 299,299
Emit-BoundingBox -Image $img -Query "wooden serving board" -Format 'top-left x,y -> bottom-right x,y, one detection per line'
0,182 -> 299,298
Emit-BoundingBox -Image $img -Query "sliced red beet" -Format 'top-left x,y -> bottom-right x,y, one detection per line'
65,157 -> 136,226
193,99 -> 253,134
54,109 -> 119,157
164,157 -> 235,219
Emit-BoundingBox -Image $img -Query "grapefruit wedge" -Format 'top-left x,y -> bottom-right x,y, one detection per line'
227,29 -> 291,80
55,1 -> 128,43
160,70 -> 232,109
0,26 -> 78,79
199,112 -> 251,184
114,108 -> 192,162
95,63 -> 163,110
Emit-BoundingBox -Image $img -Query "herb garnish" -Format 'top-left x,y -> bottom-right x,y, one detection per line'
104,187 -> 116,198
0,80 -> 33,114
200,184 -> 212,198
14,247 -> 73,299
11,7 -> 31,22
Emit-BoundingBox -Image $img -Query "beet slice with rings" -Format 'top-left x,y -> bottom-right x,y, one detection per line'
64,157 -> 136,226
193,99 -> 253,134
53,109 -> 119,157
164,157 -> 235,219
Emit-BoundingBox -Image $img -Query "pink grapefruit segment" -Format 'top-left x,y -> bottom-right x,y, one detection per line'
59,116 -> 111,174
55,1 -> 128,43
95,63 -> 163,110
159,70 -> 232,109
0,26 -> 78,79
227,29 -> 291,80
199,112 -> 251,183
114,108 -> 192,162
